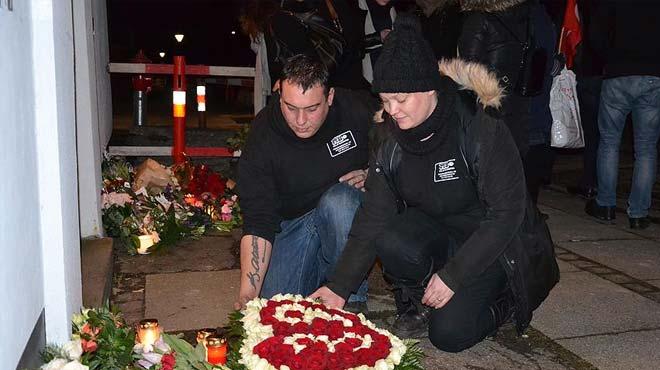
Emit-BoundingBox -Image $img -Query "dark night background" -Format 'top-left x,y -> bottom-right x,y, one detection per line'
108,0 -> 255,66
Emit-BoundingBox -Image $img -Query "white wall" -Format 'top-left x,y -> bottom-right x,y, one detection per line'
33,0 -> 82,345
0,0 -> 44,365
0,0 -> 82,367
75,0 -> 111,238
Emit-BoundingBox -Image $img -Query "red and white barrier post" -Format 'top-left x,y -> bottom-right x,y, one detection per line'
172,56 -> 187,164
197,80 -> 207,129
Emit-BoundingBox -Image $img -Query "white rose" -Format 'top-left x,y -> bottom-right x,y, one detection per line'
61,361 -> 89,370
42,358 -> 68,370
62,340 -> 83,360
374,359 -> 392,370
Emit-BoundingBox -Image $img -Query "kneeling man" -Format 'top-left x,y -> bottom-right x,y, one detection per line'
235,54 -> 378,311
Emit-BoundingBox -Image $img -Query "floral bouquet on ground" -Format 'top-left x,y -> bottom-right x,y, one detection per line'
101,155 -> 242,254
41,306 -> 135,370
225,294 -> 424,370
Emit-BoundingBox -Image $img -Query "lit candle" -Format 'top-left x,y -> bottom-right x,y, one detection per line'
137,319 -> 161,346
196,328 -> 217,346
137,235 -> 154,255
205,336 -> 227,365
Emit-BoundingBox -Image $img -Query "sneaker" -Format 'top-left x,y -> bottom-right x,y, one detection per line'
344,301 -> 368,315
629,216 -> 651,230
390,306 -> 430,339
585,199 -> 616,223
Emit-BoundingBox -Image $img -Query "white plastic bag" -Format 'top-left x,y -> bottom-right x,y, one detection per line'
549,67 -> 584,148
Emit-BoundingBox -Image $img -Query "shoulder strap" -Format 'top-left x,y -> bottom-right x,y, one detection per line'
377,136 -> 406,213
325,0 -> 343,33
491,4 -> 531,47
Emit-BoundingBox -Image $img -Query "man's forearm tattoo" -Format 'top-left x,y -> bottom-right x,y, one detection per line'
247,236 -> 262,290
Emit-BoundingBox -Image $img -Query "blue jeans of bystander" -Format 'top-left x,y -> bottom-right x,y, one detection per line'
596,76 -> 660,218
260,182 -> 368,302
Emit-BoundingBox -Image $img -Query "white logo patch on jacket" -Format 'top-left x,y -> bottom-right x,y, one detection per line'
327,130 -> 357,157
434,159 -> 460,182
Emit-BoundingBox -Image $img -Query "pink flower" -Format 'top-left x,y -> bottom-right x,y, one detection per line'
102,192 -> 133,209
221,214 -> 232,222
221,204 -> 232,214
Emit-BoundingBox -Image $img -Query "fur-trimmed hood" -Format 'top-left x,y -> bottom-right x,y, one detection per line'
438,58 -> 503,109
460,0 -> 527,12
373,58 -> 503,123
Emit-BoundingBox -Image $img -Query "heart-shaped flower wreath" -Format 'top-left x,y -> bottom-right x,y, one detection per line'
225,294 -> 424,370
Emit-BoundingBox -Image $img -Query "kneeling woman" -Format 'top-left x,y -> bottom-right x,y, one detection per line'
312,14 -> 558,352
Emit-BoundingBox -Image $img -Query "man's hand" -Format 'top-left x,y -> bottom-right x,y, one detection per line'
421,273 -> 455,309
339,168 -> 369,191
309,286 -> 346,309
234,290 -> 257,310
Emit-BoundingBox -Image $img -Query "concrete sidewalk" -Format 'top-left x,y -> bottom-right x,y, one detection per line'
111,185 -> 660,369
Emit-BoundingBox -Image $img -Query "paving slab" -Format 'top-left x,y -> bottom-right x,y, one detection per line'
557,259 -> 581,273
117,235 -> 238,275
145,270 -> 241,332
541,210 -> 639,243
532,272 -> 660,340
418,329 -> 584,370
557,329 -> 660,370
557,239 -> 660,280
648,279 -> 660,289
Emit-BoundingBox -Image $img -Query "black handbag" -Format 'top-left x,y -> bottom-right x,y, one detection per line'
271,0 -> 346,73
294,11 -> 346,72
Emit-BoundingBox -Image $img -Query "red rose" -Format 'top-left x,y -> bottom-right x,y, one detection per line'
296,337 -> 313,346
161,353 -> 176,370
326,353 -> 344,370
310,318 -> 328,335
356,348 -> 378,367
285,310 -> 304,319
326,321 -> 344,340
344,337 -> 362,348
305,350 -> 327,370
291,321 -> 309,333
288,354 -> 305,370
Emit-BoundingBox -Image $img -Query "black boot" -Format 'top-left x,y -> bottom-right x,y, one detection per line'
488,288 -> 515,337
383,263 -> 434,339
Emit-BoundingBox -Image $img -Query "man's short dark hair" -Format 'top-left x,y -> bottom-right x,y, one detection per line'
281,54 -> 330,95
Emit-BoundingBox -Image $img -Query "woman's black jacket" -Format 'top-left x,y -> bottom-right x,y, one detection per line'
328,89 -> 559,334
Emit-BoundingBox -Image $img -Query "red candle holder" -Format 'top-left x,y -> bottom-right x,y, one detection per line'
205,335 -> 227,365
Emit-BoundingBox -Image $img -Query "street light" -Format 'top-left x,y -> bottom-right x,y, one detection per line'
174,34 -> 184,43
159,52 -> 166,58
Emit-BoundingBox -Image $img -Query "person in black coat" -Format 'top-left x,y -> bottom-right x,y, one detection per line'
416,0 -> 463,60
311,15 -> 558,351
458,0 -> 556,203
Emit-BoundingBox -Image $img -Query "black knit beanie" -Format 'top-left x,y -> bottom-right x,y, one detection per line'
372,13 -> 443,93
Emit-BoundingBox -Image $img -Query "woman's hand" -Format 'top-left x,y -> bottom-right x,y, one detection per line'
422,273 -> 455,309
309,286 -> 346,309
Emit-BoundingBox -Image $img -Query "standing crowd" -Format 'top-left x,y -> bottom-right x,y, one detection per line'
234,0 -> 659,352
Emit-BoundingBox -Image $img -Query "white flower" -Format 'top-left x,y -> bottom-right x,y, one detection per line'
42,358 -> 68,370
61,361 -> 89,370
62,339 -> 83,360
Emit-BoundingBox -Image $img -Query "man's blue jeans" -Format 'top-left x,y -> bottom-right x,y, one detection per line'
260,182 -> 368,302
596,76 -> 660,218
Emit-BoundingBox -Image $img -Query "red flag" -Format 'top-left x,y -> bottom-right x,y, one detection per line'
559,0 -> 582,69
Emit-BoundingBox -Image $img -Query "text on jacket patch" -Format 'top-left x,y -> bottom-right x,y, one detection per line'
434,159 -> 460,182
327,130 -> 357,157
